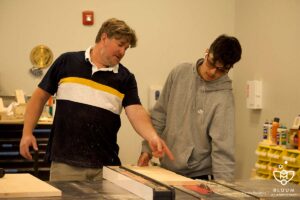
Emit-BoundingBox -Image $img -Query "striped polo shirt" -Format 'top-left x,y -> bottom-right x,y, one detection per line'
39,49 -> 141,168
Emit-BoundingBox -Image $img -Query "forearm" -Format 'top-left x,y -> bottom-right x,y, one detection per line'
141,100 -> 167,154
23,88 -> 50,136
23,103 -> 43,135
125,104 -> 158,141
127,105 -> 174,161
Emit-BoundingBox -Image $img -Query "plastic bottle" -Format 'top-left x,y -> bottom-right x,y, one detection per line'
271,117 -> 280,145
281,131 -> 287,147
263,120 -> 270,140
278,125 -> 287,147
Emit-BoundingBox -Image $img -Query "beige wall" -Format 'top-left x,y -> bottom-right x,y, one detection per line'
5,0 -> 299,180
234,0 -> 300,179
0,0 -> 236,174
0,0 -> 235,95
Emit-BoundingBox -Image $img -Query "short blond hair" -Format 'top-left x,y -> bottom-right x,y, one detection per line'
95,18 -> 137,48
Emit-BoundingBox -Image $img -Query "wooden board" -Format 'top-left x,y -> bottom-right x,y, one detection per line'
0,173 -> 61,198
123,165 -> 199,185
103,166 -> 175,200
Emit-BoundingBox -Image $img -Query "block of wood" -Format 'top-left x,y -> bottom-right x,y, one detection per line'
123,165 -> 199,185
0,173 -> 61,198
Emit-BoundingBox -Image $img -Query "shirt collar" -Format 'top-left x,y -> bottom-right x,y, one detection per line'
85,46 -> 119,74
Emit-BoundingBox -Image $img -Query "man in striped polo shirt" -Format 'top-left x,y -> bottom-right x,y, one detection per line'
20,18 -> 174,181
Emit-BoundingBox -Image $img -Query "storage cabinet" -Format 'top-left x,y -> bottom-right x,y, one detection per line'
0,123 -> 51,180
254,143 -> 300,184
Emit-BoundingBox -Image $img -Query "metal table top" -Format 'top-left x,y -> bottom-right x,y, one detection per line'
2,178 -> 300,200
0,179 -> 196,200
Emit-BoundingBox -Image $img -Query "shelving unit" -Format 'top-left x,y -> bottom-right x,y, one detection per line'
254,142 -> 300,184
0,123 -> 51,180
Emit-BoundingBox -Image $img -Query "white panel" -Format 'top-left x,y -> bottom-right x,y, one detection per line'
246,80 -> 262,109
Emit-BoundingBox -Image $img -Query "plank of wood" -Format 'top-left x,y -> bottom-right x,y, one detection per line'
103,166 -> 155,200
123,165 -> 199,185
0,173 -> 61,198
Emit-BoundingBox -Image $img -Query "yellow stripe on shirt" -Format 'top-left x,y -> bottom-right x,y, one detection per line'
59,77 -> 124,99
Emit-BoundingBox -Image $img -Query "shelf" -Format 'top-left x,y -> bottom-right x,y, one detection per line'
255,143 -> 300,185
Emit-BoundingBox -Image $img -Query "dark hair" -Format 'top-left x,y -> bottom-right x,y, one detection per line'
209,34 -> 242,68
95,18 -> 137,48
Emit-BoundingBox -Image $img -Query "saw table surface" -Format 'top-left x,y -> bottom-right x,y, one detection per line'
0,179 -> 196,200
1,168 -> 300,199
1,178 -> 300,199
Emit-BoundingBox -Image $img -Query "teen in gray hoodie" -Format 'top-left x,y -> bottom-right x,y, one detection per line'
138,34 -> 242,182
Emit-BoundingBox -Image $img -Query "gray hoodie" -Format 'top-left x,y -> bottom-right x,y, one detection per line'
142,59 -> 235,181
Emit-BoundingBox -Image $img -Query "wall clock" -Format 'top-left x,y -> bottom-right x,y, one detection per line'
29,45 -> 53,77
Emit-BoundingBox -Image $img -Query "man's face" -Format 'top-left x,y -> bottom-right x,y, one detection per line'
198,53 -> 229,81
99,34 -> 129,67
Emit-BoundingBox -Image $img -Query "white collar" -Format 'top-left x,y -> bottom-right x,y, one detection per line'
85,46 -> 119,74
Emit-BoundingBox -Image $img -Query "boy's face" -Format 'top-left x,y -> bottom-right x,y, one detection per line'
198,53 -> 229,81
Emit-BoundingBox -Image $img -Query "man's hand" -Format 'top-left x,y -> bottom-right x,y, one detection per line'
19,134 -> 38,160
137,152 -> 151,166
124,104 -> 174,162
148,135 -> 174,161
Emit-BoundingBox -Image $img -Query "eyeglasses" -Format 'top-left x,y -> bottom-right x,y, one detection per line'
206,54 -> 232,73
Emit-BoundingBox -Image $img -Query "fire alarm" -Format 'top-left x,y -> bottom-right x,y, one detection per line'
82,11 -> 94,25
